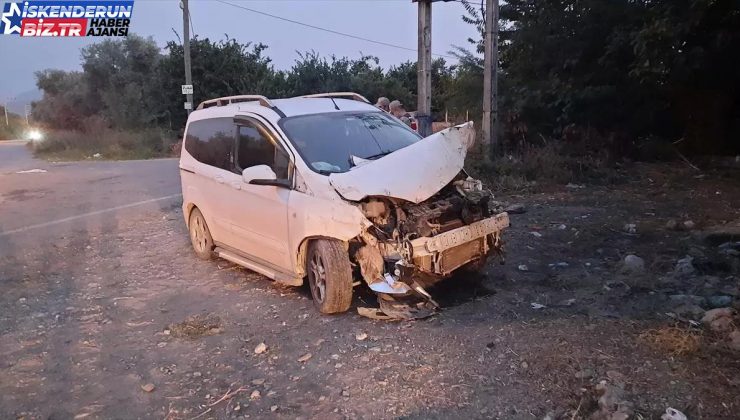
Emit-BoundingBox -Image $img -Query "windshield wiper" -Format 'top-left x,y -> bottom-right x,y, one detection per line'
363,150 -> 393,161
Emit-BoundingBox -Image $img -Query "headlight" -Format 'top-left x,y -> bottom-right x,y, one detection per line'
28,130 -> 43,141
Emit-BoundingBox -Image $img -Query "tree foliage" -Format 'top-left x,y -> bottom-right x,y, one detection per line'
462,0 -> 740,154
32,1 -> 740,156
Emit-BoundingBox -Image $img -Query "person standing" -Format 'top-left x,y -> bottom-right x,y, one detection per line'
389,100 -> 412,126
375,97 -> 390,112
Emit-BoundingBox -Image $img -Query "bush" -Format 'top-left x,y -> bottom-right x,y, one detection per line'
0,108 -> 28,140
468,139 -> 619,192
30,119 -> 176,160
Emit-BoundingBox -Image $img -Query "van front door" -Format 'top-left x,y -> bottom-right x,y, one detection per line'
220,116 -> 292,271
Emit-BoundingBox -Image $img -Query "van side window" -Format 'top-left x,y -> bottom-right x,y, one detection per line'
184,118 -> 234,171
236,121 -> 289,179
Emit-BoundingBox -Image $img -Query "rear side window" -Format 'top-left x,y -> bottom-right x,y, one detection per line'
184,117 -> 234,171
236,121 -> 290,179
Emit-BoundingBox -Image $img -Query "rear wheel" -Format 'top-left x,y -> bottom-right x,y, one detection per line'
307,239 -> 353,314
189,207 -> 214,260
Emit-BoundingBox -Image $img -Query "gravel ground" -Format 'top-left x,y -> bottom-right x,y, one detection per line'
1,142 -> 739,419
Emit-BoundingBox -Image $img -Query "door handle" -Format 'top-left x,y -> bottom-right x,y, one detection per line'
230,182 -> 242,190
214,176 -> 225,184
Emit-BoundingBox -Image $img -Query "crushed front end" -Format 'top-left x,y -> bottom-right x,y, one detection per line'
351,173 -> 510,319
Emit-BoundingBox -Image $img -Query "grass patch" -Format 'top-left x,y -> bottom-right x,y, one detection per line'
168,314 -> 223,339
639,325 -> 703,357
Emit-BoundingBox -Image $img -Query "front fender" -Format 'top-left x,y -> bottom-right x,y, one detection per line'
288,192 -> 370,276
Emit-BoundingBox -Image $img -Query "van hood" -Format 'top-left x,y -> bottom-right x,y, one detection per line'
328,122 -> 475,204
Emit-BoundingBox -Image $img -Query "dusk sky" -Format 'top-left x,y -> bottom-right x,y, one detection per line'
0,0 -> 479,101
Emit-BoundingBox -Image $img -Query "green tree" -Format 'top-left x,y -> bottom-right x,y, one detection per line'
81,34 -> 163,129
33,70 -> 96,130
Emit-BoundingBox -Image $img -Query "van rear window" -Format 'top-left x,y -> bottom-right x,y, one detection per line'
184,118 -> 234,171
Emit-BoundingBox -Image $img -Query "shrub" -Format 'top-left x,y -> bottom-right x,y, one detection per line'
30,119 -> 176,160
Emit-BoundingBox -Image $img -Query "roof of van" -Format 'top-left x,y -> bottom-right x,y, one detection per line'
189,97 -> 379,122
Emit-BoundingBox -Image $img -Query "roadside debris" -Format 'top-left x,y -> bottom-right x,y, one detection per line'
357,294 -> 437,321
517,264 -> 529,272
548,262 -> 569,269
254,342 -> 268,354
357,307 -> 394,321
531,302 -> 546,310
530,231 -> 543,238
297,353 -> 312,363
355,332 -> 368,341
504,203 -> 526,214
591,380 -> 633,420
623,223 -> 637,234
662,407 -> 688,420
621,254 -> 645,274
15,169 -> 47,174
140,383 -> 155,393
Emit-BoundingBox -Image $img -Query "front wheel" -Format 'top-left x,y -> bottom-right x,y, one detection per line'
307,239 -> 353,314
188,207 -> 214,260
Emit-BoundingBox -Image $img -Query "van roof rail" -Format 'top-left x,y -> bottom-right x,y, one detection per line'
300,92 -> 371,104
196,95 -> 275,110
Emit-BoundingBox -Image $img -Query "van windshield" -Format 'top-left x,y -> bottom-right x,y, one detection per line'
279,111 -> 421,174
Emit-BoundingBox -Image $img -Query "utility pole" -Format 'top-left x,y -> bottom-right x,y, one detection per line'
3,102 -> 8,126
416,0 -> 432,137
482,0 -> 499,160
182,0 -> 193,115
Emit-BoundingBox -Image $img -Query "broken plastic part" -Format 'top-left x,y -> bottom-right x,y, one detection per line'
367,273 -> 412,294
377,294 -> 436,320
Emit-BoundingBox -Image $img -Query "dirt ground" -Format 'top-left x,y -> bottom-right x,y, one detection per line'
1,156 -> 739,419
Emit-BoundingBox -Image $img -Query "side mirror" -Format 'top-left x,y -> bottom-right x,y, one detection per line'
242,165 -> 291,188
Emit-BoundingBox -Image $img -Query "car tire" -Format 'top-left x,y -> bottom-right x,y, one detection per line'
307,239 -> 353,314
189,207 -> 214,260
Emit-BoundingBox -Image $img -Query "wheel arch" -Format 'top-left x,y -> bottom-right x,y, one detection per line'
295,235 -> 351,278
184,202 -> 198,227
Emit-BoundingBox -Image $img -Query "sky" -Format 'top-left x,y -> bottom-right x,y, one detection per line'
0,0 -> 479,102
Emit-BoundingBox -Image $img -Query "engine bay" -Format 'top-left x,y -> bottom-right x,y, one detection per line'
349,172 -> 509,319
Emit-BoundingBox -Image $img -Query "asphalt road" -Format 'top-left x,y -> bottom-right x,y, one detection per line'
0,141 -> 181,244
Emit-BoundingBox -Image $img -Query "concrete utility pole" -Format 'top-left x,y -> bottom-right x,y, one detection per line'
3,102 -> 8,126
482,0 -> 499,160
182,0 -> 193,115
416,0 -> 432,137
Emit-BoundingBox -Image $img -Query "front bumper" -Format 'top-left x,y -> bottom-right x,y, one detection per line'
407,212 -> 510,275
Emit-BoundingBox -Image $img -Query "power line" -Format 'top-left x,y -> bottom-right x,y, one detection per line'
212,0 -> 455,59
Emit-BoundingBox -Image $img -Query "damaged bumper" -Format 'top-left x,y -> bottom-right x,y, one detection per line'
407,212 -> 509,275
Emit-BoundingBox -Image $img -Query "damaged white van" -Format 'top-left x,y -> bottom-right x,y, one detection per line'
180,93 -> 509,318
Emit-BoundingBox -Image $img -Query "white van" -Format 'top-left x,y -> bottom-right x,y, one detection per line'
179,93 -> 509,316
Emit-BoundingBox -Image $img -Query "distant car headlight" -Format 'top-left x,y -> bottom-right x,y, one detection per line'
28,130 -> 43,141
